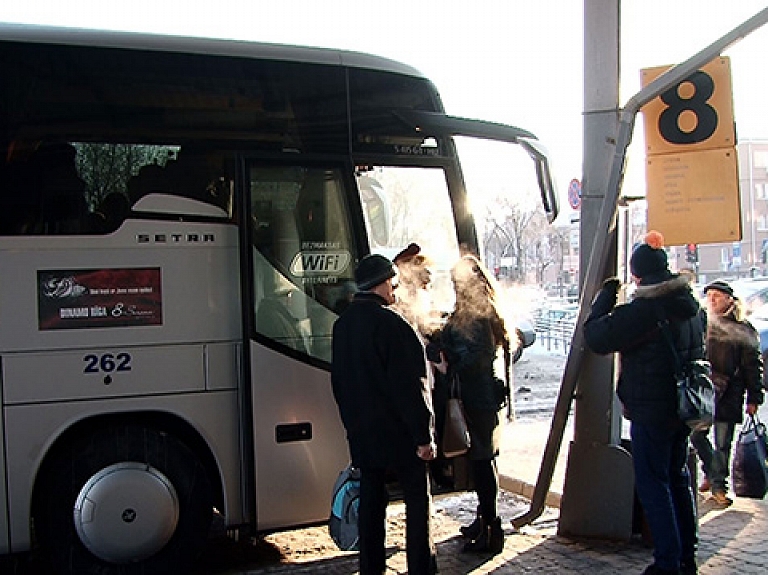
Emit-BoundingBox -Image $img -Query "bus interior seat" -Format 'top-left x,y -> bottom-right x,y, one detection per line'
89,192 -> 132,234
127,151 -> 234,218
127,162 -> 167,204
255,291 -> 309,355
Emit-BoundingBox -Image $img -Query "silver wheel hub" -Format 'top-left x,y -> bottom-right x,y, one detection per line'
74,462 -> 179,563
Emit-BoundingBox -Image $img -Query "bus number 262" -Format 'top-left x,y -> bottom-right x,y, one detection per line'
83,353 -> 132,374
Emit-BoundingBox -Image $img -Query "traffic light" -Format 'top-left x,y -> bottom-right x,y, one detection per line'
685,243 -> 698,264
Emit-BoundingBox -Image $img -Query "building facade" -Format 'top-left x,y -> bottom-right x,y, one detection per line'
694,139 -> 768,283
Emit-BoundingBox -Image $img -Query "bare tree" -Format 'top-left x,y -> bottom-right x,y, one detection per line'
480,195 -> 541,282
74,143 -> 174,209
527,214 -> 553,283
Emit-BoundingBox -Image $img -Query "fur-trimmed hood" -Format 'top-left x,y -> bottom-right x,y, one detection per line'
632,274 -> 690,300
708,298 -> 757,348
632,274 -> 701,322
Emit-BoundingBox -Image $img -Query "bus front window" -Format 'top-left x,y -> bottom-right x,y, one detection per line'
355,166 -> 461,314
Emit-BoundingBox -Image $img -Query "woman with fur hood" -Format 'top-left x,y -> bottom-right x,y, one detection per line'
584,231 -> 703,575
691,279 -> 764,508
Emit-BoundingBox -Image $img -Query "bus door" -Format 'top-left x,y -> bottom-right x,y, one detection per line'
245,163 -> 356,530
243,160 -> 465,530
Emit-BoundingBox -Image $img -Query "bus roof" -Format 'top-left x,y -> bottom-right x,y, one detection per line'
0,22 -> 425,79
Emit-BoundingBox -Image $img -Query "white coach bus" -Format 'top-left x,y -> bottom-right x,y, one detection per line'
0,23 -> 557,573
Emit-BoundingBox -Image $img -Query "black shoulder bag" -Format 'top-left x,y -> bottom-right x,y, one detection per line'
441,372 -> 471,458
657,313 -> 715,431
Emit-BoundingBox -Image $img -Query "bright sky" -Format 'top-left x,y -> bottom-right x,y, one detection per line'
2,1 -> 767,217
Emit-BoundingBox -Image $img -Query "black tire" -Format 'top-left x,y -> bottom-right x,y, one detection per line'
35,424 -> 213,575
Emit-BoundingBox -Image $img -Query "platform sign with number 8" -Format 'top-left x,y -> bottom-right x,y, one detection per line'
641,57 -> 735,156
641,56 -> 741,246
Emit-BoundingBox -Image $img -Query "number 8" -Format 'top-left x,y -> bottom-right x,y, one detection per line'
658,70 -> 718,145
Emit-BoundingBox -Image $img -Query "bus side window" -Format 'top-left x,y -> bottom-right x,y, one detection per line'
0,143 -> 87,235
126,149 -> 234,218
39,144 -> 88,234
0,150 -> 38,234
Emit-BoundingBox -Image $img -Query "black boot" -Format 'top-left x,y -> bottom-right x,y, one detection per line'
459,507 -> 483,539
461,517 -> 503,555
488,517 -> 504,554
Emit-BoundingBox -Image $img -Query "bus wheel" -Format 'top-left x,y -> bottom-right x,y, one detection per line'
36,424 -> 213,575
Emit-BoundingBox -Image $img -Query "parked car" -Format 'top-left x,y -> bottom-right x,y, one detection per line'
513,318 -> 536,363
745,306 -> 768,388
728,277 -> 768,315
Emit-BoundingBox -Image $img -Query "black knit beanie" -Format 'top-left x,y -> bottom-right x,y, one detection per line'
355,254 -> 397,290
630,231 -> 670,283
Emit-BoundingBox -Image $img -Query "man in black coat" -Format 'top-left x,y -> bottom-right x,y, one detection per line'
692,279 -> 764,506
584,231 -> 704,575
331,254 -> 437,575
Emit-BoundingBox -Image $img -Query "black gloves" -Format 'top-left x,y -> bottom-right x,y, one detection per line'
590,277 -> 621,317
601,277 -> 621,293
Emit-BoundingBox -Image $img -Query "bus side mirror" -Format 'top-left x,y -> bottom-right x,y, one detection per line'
520,138 -> 559,223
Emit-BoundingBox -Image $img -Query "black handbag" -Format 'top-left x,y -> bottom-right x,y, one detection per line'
657,315 -> 715,431
732,413 -> 768,499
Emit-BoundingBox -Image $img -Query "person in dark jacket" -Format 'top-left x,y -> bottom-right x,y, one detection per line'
440,254 -> 510,555
331,254 -> 437,575
692,279 -> 764,507
584,231 -> 703,575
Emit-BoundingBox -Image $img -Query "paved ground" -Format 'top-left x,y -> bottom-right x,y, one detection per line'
7,344 -> 768,574
270,344 -> 768,574
191,413 -> 768,575
199,345 -> 768,574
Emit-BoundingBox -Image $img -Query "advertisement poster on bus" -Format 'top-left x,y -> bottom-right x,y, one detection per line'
37,268 -> 162,330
